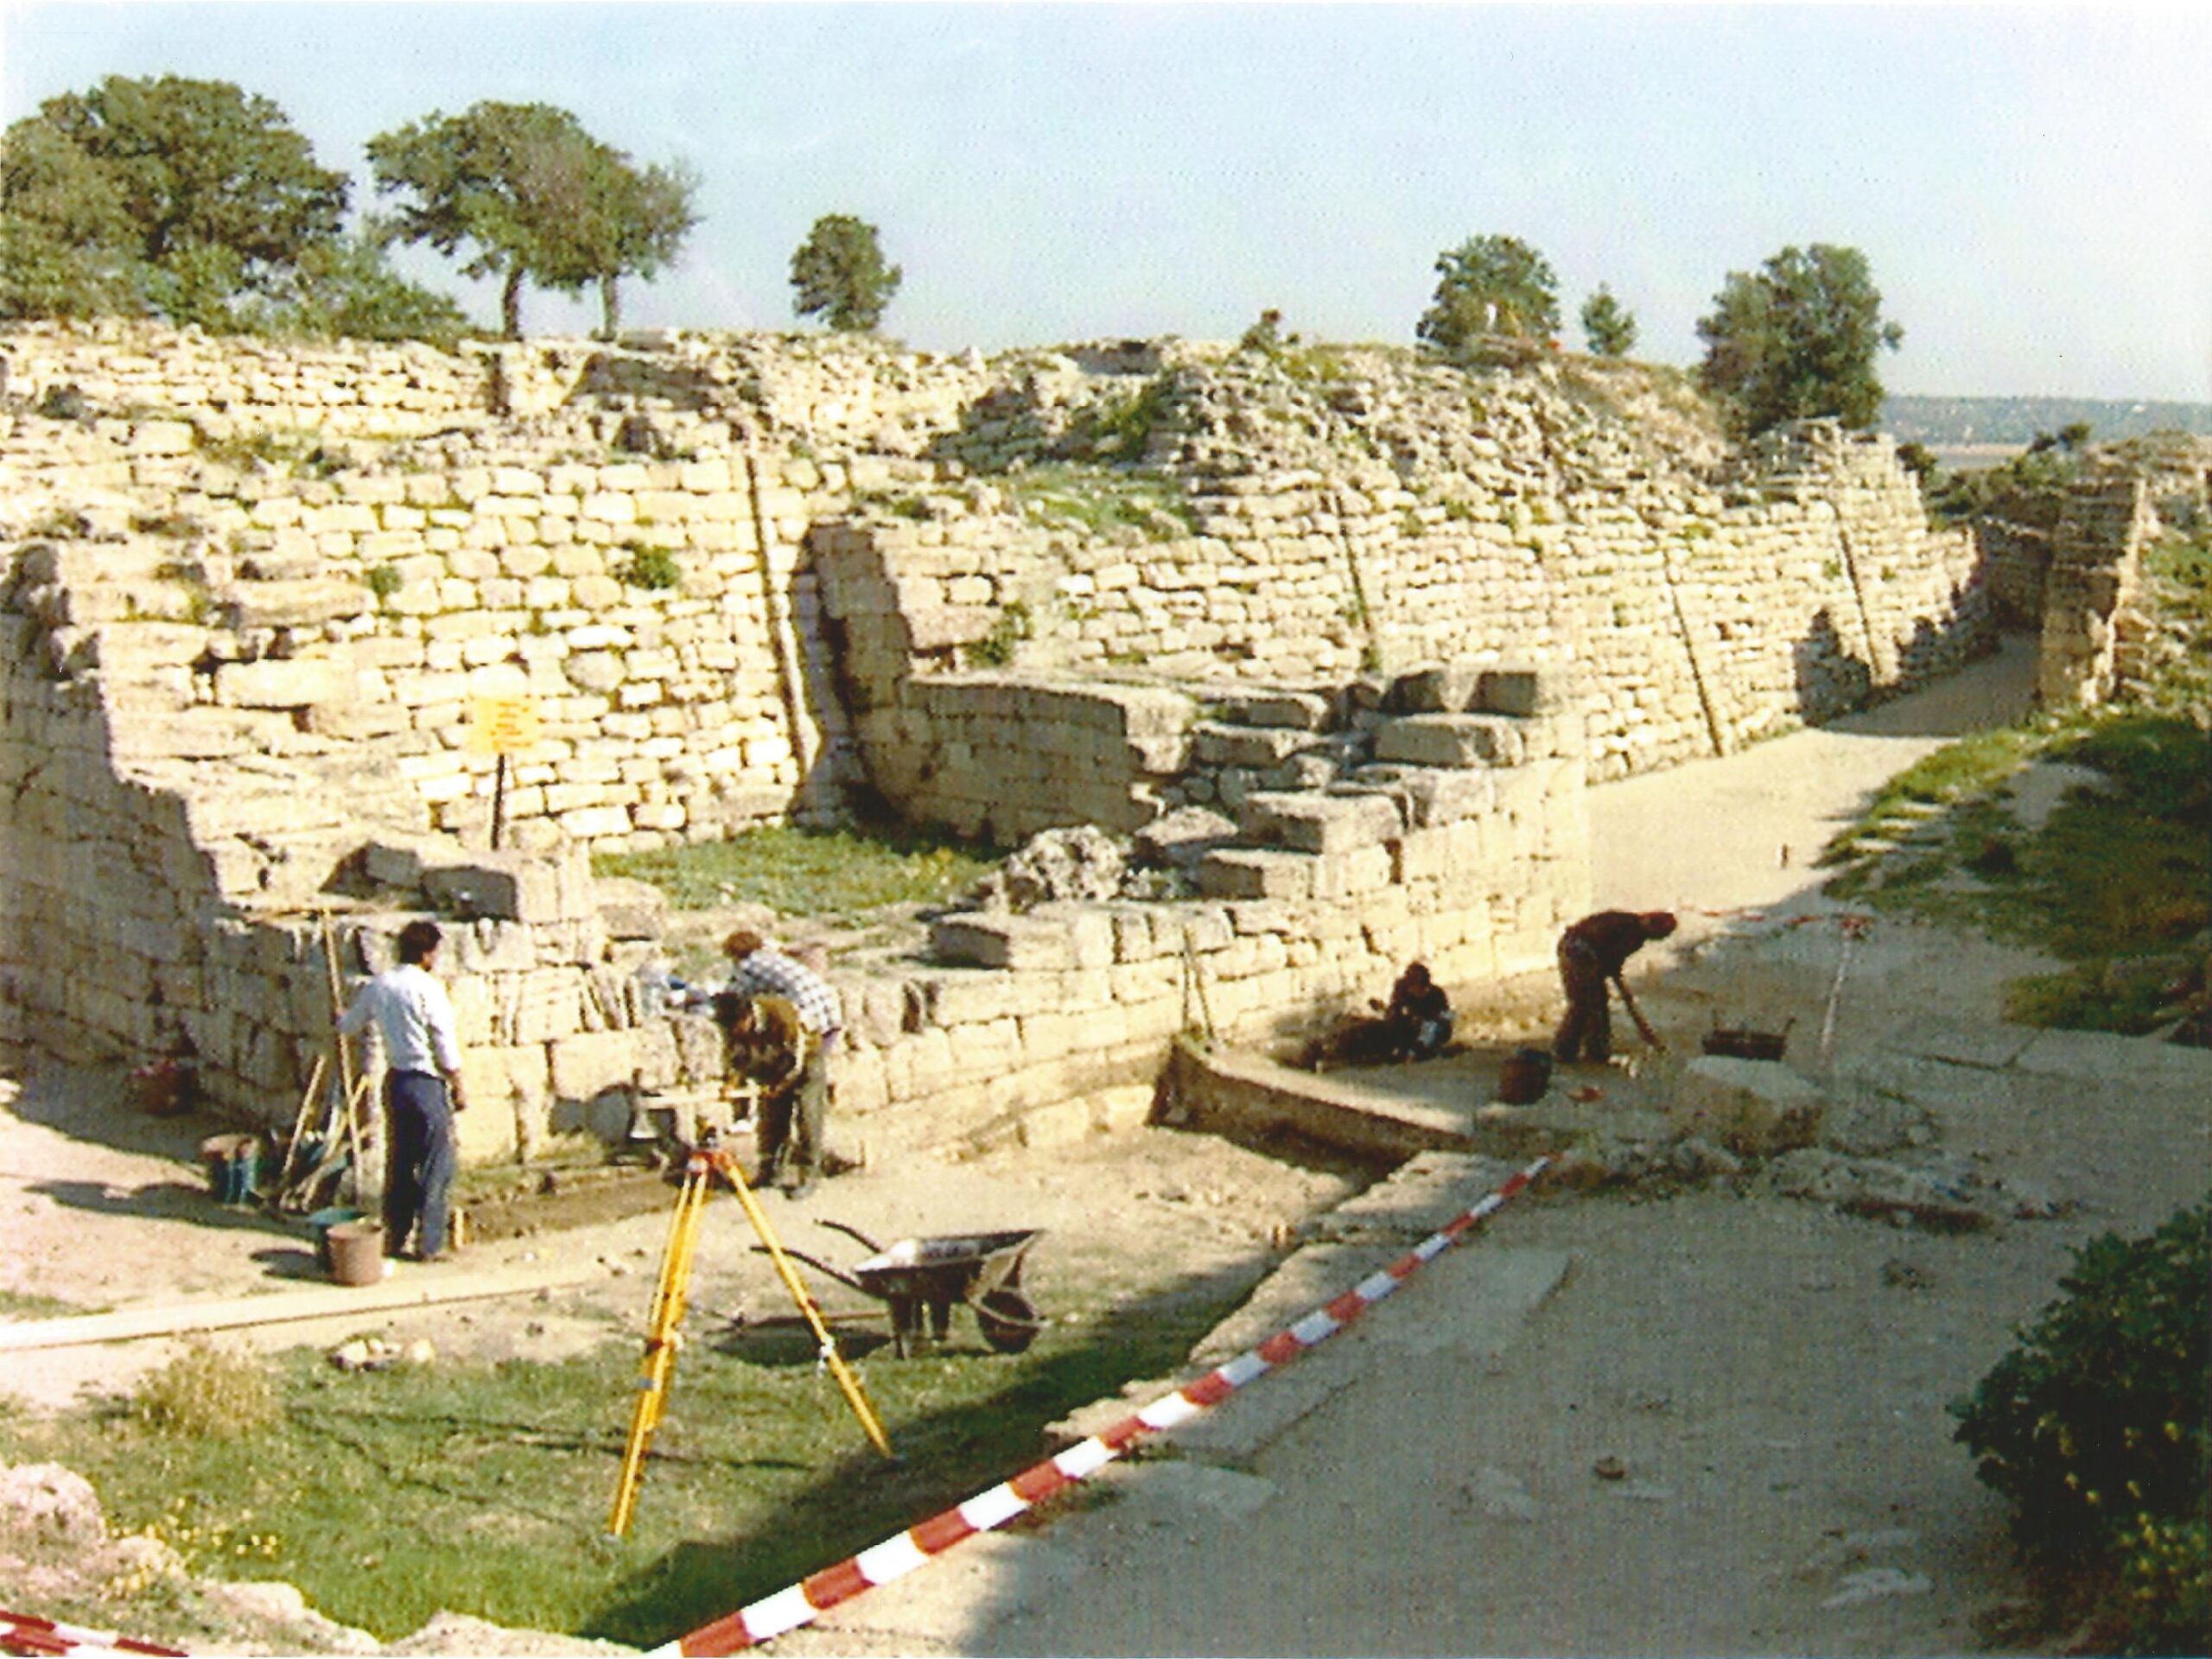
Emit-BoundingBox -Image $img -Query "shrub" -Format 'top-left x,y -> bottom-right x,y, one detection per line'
131,1341 -> 283,1439
363,563 -> 403,603
618,543 -> 683,590
1952,1198 -> 2210,1652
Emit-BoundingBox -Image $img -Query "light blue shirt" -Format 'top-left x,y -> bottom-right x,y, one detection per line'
340,963 -> 462,1077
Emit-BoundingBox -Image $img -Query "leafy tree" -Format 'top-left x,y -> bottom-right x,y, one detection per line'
2,74 -> 346,325
1580,284 -> 1637,358
369,101 -> 694,340
1695,243 -> 1904,436
241,223 -> 472,345
546,155 -> 700,339
1415,234 -> 1560,354
789,213 -> 901,333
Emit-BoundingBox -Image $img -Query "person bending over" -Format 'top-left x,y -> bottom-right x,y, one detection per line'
1553,911 -> 1676,1063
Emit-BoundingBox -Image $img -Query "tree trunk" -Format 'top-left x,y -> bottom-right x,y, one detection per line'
598,275 -> 620,341
501,267 -> 524,340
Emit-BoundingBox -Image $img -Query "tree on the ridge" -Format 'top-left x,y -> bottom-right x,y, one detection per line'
548,154 -> 701,340
789,213 -> 901,333
1415,234 -> 1560,355
2,74 -> 347,326
369,101 -> 696,340
1580,284 -> 1637,358
1695,244 -> 1903,437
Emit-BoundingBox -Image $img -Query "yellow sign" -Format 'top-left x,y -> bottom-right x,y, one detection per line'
467,694 -> 541,755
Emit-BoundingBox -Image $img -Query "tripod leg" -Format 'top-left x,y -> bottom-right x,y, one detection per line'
715,1149 -> 896,1460
609,1160 -> 709,1537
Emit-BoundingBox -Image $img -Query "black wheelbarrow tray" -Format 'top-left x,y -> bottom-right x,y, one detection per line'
769,1220 -> 1046,1357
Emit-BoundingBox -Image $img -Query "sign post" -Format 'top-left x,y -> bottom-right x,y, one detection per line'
466,694 -> 541,849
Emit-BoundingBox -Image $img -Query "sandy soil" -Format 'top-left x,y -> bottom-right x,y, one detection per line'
5,633 -> 2209,1656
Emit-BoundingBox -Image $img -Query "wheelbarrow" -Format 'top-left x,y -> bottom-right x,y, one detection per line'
767,1220 -> 1046,1357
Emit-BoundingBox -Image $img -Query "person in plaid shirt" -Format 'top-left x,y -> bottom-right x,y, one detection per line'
720,929 -> 842,1196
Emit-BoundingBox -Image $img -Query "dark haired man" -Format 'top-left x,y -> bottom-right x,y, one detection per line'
339,918 -> 467,1262
1553,910 -> 1677,1063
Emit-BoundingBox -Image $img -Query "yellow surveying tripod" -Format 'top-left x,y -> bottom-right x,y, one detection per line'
607,1128 -> 894,1538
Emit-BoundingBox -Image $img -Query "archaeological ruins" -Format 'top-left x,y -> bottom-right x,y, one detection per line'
0,321 -> 2167,1165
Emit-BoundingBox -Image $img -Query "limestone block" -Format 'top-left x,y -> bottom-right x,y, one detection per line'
1239,791 -> 1401,855
1215,689 -> 1332,730
917,969 -> 1022,1027
1375,715 -> 1528,769
422,849 -> 596,925
1388,662 -> 1482,714
932,913 -> 1076,971
212,657 -> 352,709
594,876 -> 669,940
1197,849 -> 1315,901
220,578 -> 372,629
1193,722 -> 1314,768
1312,843 -> 1395,899
548,1027 -> 645,1103
1671,1056 -> 1826,1156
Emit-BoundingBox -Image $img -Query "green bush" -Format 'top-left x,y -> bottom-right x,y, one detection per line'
618,543 -> 683,590
1952,1198 -> 2210,1652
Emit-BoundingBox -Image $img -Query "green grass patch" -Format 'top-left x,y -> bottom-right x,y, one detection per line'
0,1281 -> 1241,1648
0,1287 -> 92,1319
1826,711 -> 2212,1035
594,823 -> 999,916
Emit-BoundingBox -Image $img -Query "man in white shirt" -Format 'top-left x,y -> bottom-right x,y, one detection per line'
339,918 -> 468,1262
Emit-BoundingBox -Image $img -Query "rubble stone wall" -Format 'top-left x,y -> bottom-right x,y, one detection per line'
2038,472 -> 2154,710
0,323 -> 1992,1164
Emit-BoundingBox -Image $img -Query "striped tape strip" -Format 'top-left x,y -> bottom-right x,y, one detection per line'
657,1154 -> 1551,1656
1,1610 -> 185,1658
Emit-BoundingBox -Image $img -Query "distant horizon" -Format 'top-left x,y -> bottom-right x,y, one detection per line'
4,4 -> 2209,405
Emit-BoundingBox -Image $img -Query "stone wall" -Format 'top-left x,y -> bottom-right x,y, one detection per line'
2037,472 -> 2154,710
0,322 -> 1993,1164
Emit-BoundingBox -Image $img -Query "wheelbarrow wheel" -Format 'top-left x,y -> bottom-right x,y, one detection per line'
976,1288 -> 1041,1354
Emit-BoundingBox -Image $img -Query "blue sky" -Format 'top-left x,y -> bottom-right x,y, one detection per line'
4,4 -> 2208,402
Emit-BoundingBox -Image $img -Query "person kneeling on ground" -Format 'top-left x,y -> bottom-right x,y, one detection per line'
1553,910 -> 1676,1063
1379,961 -> 1454,1061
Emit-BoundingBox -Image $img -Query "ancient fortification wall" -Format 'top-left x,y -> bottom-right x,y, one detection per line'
0,321 -> 1992,1162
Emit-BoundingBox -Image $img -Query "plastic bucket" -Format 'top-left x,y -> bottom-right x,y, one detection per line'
1497,1048 -> 1554,1106
308,1207 -> 364,1272
327,1220 -> 386,1287
199,1134 -> 261,1205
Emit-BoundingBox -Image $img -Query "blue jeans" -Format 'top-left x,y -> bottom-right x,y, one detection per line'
384,1070 -> 456,1258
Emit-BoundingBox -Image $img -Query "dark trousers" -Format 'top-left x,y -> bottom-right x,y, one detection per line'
384,1069 -> 456,1258
756,1044 -> 829,1185
1554,945 -> 1614,1063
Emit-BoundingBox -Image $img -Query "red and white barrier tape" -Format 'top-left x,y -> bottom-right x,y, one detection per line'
655,1153 -> 1553,1656
1,1610 -> 184,1658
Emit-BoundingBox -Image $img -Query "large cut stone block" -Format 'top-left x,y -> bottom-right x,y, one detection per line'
1375,714 -> 1528,769
931,913 -> 1077,971
1197,849 -> 1316,901
422,849 -> 596,924
213,657 -> 353,709
1239,791 -> 1402,855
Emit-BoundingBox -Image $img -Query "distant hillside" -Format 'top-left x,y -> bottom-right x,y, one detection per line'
1885,395 -> 2212,447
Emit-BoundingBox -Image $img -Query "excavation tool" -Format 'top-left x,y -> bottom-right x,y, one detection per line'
318,913 -> 366,1204
1617,976 -> 1666,1052
608,1119 -> 894,1539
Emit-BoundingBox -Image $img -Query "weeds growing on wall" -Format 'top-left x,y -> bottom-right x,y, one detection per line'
997,463 -> 1193,543
594,822 -> 999,918
0,1272 -> 1244,1647
616,543 -> 683,590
